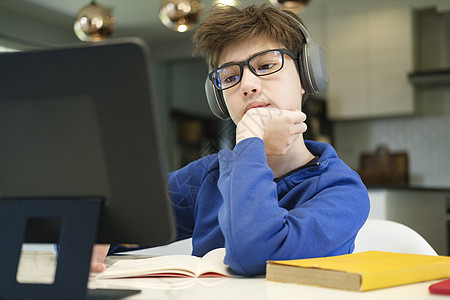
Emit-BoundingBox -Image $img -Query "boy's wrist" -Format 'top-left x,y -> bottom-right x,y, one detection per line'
235,116 -> 264,144
235,127 -> 263,144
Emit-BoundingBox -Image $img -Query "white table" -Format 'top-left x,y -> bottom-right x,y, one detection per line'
16,249 -> 447,300
89,276 -> 444,300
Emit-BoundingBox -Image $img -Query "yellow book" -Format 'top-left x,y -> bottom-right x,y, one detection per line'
266,251 -> 450,291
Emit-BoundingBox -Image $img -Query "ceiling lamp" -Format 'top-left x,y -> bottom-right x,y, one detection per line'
159,0 -> 203,33
215,0 -> 237,6
269,0 -> 311,14
74,1 -> 115,42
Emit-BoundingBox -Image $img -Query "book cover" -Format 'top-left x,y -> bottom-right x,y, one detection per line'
96,248 -> 236,279
266,251 -> 450,291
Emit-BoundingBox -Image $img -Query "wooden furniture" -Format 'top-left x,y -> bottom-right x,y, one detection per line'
358,146 -> 408,186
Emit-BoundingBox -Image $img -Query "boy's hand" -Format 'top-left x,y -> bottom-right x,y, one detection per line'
236,107 -> 307,155
90,244 -> 110,273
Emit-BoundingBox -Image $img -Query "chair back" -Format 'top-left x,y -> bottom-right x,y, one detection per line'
354,219 -> 437,256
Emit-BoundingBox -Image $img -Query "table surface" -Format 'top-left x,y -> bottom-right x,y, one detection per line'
15,250 -> 449,300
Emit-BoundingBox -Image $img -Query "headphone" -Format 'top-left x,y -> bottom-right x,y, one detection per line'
204,12 -> 328,120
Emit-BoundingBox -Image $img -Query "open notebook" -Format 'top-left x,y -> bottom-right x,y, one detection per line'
97,248 -> 237,279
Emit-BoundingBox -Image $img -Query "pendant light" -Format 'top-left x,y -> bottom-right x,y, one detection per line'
74,1 -> 115,42
159,0 -> 203,33
269,0 -> 311,14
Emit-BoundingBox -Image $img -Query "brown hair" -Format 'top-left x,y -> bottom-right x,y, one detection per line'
192,4 -> 307,70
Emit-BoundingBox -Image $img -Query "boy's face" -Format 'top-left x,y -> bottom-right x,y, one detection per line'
219,37 -> 305,124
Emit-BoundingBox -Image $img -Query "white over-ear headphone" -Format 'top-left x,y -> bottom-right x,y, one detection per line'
205,13 -> 328,120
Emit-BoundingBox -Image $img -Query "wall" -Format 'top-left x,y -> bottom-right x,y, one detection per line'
334,86 -> 450,187
0,1 -> 80,48
327,0 -> 450,188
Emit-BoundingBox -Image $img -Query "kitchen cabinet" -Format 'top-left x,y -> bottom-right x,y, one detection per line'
408,7 -> 450,87
368,188 -> 450,255
326,3 -> 414,120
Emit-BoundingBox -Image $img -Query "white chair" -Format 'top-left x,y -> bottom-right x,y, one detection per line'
354,218 -> 438,256
124,220 -> 438,257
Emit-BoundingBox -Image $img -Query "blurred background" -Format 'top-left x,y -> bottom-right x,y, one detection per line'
0,0 -> 450,186
0,0 -> 448,185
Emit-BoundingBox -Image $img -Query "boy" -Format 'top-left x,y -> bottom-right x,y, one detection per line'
92,4 -> 369,276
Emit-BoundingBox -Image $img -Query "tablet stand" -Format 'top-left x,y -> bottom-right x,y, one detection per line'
0,198 -> 140,300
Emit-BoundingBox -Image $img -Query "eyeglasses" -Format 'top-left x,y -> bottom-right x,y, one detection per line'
208,48 -> 297,91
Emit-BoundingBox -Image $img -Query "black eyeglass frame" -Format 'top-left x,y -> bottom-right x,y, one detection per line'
208,48 -> 298,91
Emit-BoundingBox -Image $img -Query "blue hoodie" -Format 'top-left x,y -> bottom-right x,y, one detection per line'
168,138 -> 370,276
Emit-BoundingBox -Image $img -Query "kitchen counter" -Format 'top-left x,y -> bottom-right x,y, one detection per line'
367,185 -> 450,193
367,188 -> 450,256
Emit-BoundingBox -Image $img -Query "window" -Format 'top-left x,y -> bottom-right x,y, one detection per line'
0,45 -> 18,53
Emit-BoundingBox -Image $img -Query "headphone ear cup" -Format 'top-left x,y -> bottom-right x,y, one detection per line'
204,78 -> 230,120
297,49 -> 312,95
299,40 -> 328,95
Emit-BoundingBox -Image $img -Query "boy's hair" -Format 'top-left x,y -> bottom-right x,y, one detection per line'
192,4 -> 306,70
